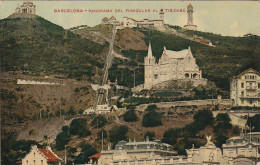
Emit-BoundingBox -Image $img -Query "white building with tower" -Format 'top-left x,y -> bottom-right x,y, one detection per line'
15,2 -> 36,15
184,3 -> 197,31
143,43 -> 207,89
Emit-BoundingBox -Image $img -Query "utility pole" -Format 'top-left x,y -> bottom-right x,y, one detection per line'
102,131 -> 104,150
65,145 -> 67,165
133,68 -> 136,87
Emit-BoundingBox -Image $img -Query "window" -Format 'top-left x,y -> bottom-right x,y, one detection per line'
26,160 -> 28,165
41,160 -> 43,165
33,160 -> 36,165
241,100 -> 244,104
241,91 -> 244,97
241,83 -> 244,88
250,100 -> 253,104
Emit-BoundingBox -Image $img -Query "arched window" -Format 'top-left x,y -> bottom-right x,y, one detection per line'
193,73 -> 198,78
185,73 -> 189,78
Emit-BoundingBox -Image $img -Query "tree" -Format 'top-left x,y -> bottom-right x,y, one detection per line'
146,104 -> 157,112
215,134 -> 228,148
109,125 -> 128,147
193,109 -> 214,130
68,106 -> 76,116
142,111 -> 162,127
70,118 -> 90,137
214,113 -> 232,133
123,110 -> 138,122
91,115 -> 107,128
162,128 -> 181,146
55,131 -> 70,150
74,144 -> 97,164
247,114 -> 260,132
144,131 -> 155,141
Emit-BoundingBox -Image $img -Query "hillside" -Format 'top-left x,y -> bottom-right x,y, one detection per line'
107,26 -> 260,91
0,13 -> 109,81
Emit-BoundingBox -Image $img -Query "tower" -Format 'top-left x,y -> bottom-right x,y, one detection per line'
187,3 -> 193,25
184,3 -> 197,31
159,9 -> 164,23
144,43 -> 155,88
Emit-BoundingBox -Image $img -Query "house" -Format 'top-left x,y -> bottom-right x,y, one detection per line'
222,132 -> 260,158
83,106 -> 96,115
230,68 -> 260,107
17,145 -> 62,165
98,138 -> 186,165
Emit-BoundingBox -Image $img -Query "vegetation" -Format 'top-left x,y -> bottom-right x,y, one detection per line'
144,131 -> 155,141
74,144 -> 97,164
91,115 -> 107,128
142,107 -> 162,127
0,16 -> 107,80
162,109 -> 214,154
247,114 -> 260,132
123,110 -> 138,122
69,118 -> 91,137
109,125 -> 128,147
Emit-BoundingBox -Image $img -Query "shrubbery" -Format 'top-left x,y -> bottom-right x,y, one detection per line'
123,110 -> 138,122
109,125 -> 128,147
91,115 -> 107,128
142,111 -> 162,127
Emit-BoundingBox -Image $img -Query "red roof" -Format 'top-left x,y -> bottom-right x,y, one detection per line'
16,160 -> 22,164
38,148 -> 61,162
89,153 -> 101,159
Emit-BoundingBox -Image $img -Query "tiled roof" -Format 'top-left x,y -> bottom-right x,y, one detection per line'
38,148 -> 61,162
89,153 -> 101,158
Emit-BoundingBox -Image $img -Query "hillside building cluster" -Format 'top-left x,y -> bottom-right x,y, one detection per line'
15,2 -> 36,15
230,68 -> 260,107
102,9 -> 164,29
144,43 -> 207,89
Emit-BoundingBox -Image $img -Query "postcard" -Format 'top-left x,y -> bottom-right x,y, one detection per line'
0,1 -> 260,165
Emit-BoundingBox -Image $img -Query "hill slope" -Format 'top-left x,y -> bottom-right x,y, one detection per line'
0,13 -> 108,81
108,27 -> 260,91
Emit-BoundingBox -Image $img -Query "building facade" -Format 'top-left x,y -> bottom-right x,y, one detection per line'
17,145 -> 62,165
15,2 -> 36,15
186,136 -> 231,165
230,68 -> 260,107
184,4 -> 197,31
144,43 -> 207,89
98,139 -> 187,165
102,10 -> 164,29
222,132 -> 260,158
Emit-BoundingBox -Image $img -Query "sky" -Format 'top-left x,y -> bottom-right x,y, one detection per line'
0,1 -> 260,36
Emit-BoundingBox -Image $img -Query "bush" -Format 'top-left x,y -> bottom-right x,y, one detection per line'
146,105 -> 157,112
74,144 -> 97,164
215,134 -> 228,148
109,125 -> 128,147
123,110 -> 138,122
91,115 -> 107,128
142,111 -> 162,127
162,128 -> 181,145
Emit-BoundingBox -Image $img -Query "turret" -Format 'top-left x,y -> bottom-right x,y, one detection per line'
159,9 -> 164,23
144,43 -> 155,88
187,3 -> 193,25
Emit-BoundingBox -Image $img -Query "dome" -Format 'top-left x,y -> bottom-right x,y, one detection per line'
187,3 -> 193,9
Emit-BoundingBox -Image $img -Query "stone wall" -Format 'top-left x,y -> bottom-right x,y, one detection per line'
17,79 -> 63,85
213,111 -> 247,128
136,99 -> 232,112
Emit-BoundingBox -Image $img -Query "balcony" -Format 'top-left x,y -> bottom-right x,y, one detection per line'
246,86 -> 257,90
240,95 -> 260,99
